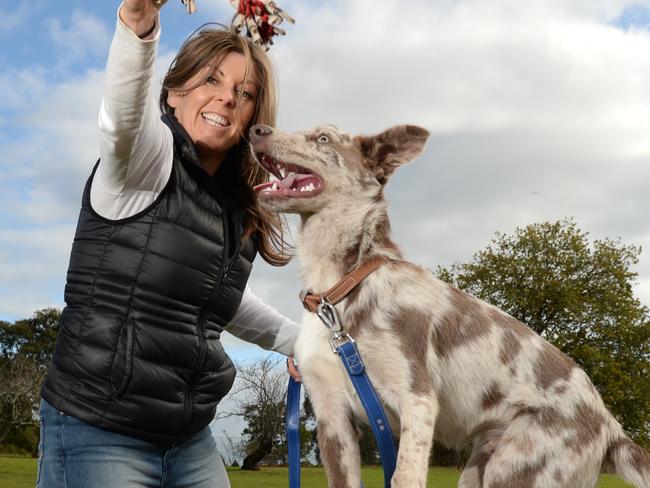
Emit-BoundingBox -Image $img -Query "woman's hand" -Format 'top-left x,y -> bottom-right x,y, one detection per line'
121,0 -> 165,37
286,357 -> 302,383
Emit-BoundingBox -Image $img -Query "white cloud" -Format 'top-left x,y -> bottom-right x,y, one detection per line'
274,0 -> 650,137
6,68 -> 106,219
0,224 -> 75,319
0,44 -> 179,320
47,10 -> 112,68
2,0 -> 650,323
254,0 -> 650,310
0,5 -> 28,32
0,67 -> 49,113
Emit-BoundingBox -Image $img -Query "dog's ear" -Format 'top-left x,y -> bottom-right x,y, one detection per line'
356,125 -> 430,184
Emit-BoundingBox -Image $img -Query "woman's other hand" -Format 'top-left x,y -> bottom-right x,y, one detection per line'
286,357 -> 301,383
121,0 -> 165,38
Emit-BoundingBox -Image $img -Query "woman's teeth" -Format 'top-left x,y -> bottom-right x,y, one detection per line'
202,113 -> 229,127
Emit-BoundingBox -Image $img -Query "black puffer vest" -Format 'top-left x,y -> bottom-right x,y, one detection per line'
41,114 -> 256,446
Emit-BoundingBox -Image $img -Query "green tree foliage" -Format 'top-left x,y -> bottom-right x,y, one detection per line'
8,308 -> 60,368
0,308 -> 60,455
436,219 -> 650,447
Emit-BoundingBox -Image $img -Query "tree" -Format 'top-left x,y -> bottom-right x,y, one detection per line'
1,308 -> 60,368
0,354 -> 45,448
218,355 -> 314,470
436,219 -> 650,447
219,431 -> 246,467
301,392 -> 380,465
0,308 -> 61,455
302,394 -> 321,464
429,440 -> 468,468
357,423 -> 380,465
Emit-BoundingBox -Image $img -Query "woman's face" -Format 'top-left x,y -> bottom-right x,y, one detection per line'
167,51 -> 258,173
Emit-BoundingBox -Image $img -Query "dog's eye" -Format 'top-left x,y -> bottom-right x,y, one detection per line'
317,134 -> 330,144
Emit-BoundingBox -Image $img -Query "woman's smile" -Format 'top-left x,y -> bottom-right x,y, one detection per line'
201,112 -> 230,128
167,51 -> 258,174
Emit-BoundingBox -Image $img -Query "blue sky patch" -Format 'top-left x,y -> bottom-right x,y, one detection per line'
615,4 -> 650,30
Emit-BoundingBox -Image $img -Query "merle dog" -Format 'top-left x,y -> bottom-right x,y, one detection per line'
250,123 -> 650,488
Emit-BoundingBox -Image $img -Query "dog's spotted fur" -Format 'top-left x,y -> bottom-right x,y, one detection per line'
250,124 -> 650,488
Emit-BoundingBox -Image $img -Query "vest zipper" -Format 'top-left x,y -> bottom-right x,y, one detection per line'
178,203 -> 242,437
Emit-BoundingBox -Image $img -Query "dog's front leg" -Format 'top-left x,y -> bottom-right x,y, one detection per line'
391,393 -> 438,488
316,414 -> 362,488
305,370 -> 362,488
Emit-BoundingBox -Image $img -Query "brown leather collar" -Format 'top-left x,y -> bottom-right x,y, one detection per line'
300,257 -> 387,312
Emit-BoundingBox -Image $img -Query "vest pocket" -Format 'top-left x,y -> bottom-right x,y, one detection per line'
110,321 -> 134,399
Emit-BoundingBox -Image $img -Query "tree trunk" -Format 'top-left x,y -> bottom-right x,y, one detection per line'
0,422 -> 10,445
241,438 -> 273,470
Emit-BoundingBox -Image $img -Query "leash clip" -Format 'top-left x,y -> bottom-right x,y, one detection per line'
317,299 -> 353,353
316,299 -> 342,333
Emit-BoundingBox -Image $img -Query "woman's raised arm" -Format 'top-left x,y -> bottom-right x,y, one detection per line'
93,1 -> 173,219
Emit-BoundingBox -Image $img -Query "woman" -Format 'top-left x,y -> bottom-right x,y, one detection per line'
37,1 -> 300,486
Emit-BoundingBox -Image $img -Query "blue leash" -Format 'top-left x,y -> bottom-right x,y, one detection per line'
286,338 -> 397,488
286,376 -> 302,488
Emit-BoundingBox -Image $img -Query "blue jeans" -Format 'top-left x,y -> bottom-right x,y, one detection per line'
37,399 -> 230,488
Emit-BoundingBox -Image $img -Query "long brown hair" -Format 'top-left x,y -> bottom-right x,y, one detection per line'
160,26 -> 291,266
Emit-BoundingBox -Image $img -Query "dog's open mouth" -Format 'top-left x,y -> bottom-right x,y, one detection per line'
253,153 -> 324,198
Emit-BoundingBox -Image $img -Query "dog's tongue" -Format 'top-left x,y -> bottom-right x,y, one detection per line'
278,173 -> 312,189
278,173 -> 298,189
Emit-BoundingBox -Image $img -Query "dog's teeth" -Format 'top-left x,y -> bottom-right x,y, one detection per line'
269,174 -> 279,182
272,183 -> 278,191
307,183 -> 315,191
279,167 -> 286,178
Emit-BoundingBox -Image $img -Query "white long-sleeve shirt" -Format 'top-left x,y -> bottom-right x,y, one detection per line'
90,8 -> 299,356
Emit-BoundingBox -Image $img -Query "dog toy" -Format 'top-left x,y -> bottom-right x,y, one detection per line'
228,0 -> 295,48
155,0 -> 294,48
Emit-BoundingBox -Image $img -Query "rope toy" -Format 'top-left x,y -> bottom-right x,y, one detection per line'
228,0 -> 295,48
155,0 -> 294,49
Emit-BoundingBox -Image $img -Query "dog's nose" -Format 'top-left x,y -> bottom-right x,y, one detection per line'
250,124 -> 273,139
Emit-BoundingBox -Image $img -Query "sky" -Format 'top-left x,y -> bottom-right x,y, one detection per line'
2,0 -> 650,441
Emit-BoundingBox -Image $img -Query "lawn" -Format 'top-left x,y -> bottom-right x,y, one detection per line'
0,457 -> 38,488
0,457 -> 633,487
226,467 -> 632,487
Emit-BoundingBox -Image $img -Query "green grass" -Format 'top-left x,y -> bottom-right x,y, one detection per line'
0,457 -> 633,487
0,457 -> 39,488
227,467 -> 633,487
